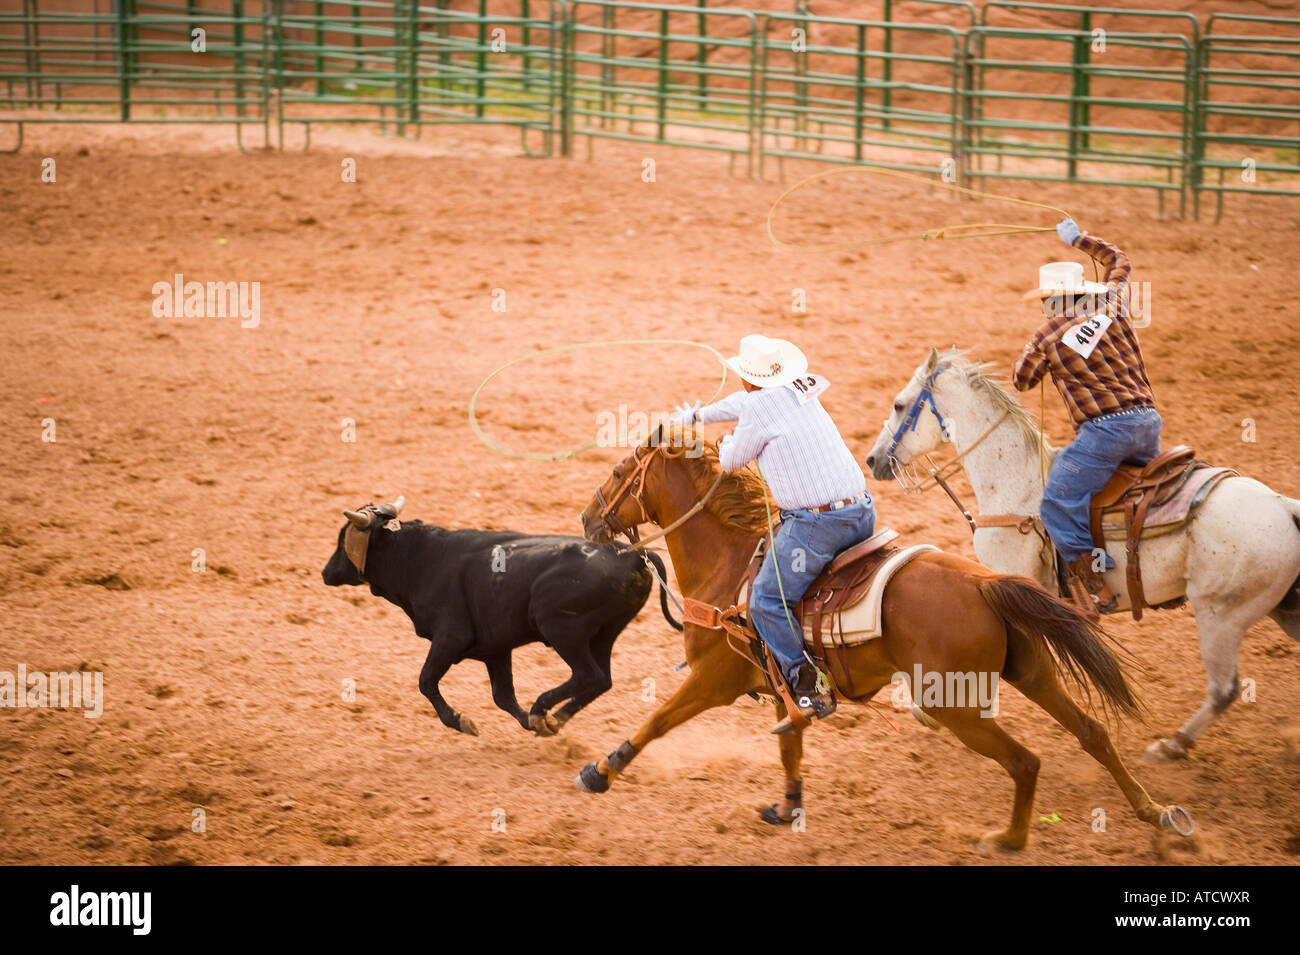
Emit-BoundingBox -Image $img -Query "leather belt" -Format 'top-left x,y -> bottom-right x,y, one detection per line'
807,492 -> 869,514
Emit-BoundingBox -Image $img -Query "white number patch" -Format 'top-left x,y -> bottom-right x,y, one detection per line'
1061,314 -> 1112,359
786,373 -> 829,404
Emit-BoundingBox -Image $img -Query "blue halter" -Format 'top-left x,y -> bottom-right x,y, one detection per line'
885,365 -> 947,459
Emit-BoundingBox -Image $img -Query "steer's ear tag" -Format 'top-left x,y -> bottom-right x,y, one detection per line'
384,519 -> 401,532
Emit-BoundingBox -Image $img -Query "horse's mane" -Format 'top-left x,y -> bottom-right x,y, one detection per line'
931,347 -> 1056,457
675,439 -> 773,536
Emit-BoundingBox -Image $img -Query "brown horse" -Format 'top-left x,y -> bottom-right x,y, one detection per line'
577,426 -> 1192,849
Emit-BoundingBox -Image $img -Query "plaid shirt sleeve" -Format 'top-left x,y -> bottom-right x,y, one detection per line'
1012,231 -> 1154,426
1076,230 -> 1131,294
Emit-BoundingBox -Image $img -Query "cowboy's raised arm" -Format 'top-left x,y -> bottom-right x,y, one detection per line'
1072,230 -> 1132,294
691,390 -> 748,425
717,415 -> 770,473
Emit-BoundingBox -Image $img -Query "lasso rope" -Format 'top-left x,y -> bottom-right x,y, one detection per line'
467,338 -> 729,461
766,164 -> 1072,253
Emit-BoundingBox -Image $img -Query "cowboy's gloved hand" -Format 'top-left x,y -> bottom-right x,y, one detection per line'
1056,218 -> 1081,246
672,400 -> 701,424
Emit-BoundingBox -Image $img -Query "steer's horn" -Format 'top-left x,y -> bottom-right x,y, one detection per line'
391,495 -> 405,516
343,509 -> 372,528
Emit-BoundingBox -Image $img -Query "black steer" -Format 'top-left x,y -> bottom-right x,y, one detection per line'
321,497 -> 680,736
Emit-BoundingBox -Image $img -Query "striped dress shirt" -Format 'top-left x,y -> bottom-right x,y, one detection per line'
1012,231 -> 1156,427
696,383 -> 866,511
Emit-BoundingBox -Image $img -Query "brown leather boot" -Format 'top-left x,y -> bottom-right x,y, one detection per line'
1067,554 -> 1119,617
771,663 -> 837,735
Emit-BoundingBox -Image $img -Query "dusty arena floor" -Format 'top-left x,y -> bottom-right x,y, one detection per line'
2,121 -> 1299,865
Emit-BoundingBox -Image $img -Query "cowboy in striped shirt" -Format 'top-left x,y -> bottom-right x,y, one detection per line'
676,335 -> 874,733
1013,219 -> 1161,615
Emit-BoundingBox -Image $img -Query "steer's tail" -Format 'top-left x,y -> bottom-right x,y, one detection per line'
642,549 -> 683,631
978,574 -> 1142,720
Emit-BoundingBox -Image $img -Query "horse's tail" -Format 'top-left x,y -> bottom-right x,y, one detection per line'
642,549 -> 683,632
978,574 -> 1142,720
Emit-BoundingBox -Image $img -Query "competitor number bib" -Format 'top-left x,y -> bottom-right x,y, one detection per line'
1061,313 -> 1112,359
786,373 -> 829,403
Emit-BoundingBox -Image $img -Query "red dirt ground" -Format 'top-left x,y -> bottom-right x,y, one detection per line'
2,119 -> 1299,865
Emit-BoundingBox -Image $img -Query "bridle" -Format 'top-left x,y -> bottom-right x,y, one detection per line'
594,444 -> 660,544
881,365 -> 1017,537
592,438 -> 727,552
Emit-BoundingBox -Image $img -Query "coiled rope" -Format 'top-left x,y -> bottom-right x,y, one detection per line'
766,164 -> 1072,253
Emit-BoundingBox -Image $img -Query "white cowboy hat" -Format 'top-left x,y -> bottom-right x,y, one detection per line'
726,334 -> 808,388
1022,261 -> 1108,303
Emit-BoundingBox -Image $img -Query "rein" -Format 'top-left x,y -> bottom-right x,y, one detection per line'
596,442 -> 730,554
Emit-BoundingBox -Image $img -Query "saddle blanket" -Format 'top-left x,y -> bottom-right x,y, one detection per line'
740,544 -> 939,648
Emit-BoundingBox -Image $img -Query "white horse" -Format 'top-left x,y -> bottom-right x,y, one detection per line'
865,347 -> 1300,760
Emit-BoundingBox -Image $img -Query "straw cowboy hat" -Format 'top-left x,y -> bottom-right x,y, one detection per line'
727,334 -> 808,388
1022,261 -> 1108,303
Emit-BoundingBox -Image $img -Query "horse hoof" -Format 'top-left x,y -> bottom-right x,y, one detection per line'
1144,738 -> 1188,762
528,713 -> 559,737
457,715 -> 479,737
574,762 -> 610,794
760,804 -> 792,826
912,705 -> 940,730
1159,805 -> 1195,837
979,828 -> 1027,851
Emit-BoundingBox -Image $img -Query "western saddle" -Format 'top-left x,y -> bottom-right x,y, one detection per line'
682,527 -> 902,716
1087,444 -> 1236,620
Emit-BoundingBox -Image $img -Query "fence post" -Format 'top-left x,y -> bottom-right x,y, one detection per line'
697,0 -> 708,107
882,0 -> 893,130
522,0 -> 531,92
854,23 -> 865,161
409,0 -> 420,126
560,1 -> 572,157
656,8 -> 668,142
234,0 -> 245,117
115,0 -> 130,121
314,1 -> 324,96
601,5 -> 614,130
22,0 -> 34,105
476,0 -> 488,118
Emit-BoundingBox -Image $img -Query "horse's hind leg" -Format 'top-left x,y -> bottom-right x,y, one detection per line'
930,708 -> 1040,850
1012,667 -> 1169,830
1148,610 -> 1250,760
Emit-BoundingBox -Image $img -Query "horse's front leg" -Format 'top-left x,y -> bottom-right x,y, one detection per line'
761,698 -> 804,825
574,643 -> 755,794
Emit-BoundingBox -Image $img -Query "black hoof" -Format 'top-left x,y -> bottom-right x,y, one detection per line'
575,762 -> 610,794
760,804 -> 792,826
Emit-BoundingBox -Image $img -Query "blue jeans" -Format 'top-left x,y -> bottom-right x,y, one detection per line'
749,497 -> 876,684
1041,406 -> 1162,567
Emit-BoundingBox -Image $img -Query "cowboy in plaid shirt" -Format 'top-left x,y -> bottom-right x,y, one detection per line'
1013,219 -> 1161,615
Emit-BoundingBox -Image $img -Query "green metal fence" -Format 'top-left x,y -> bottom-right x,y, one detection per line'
1194,13 -> 1300,220
2,1 -> 1297,217
563,1 -> 760,172
0,0 -> 271,151
755,12 -> 964,181
963,25 -> 1195,217
272,1 -> 562,154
